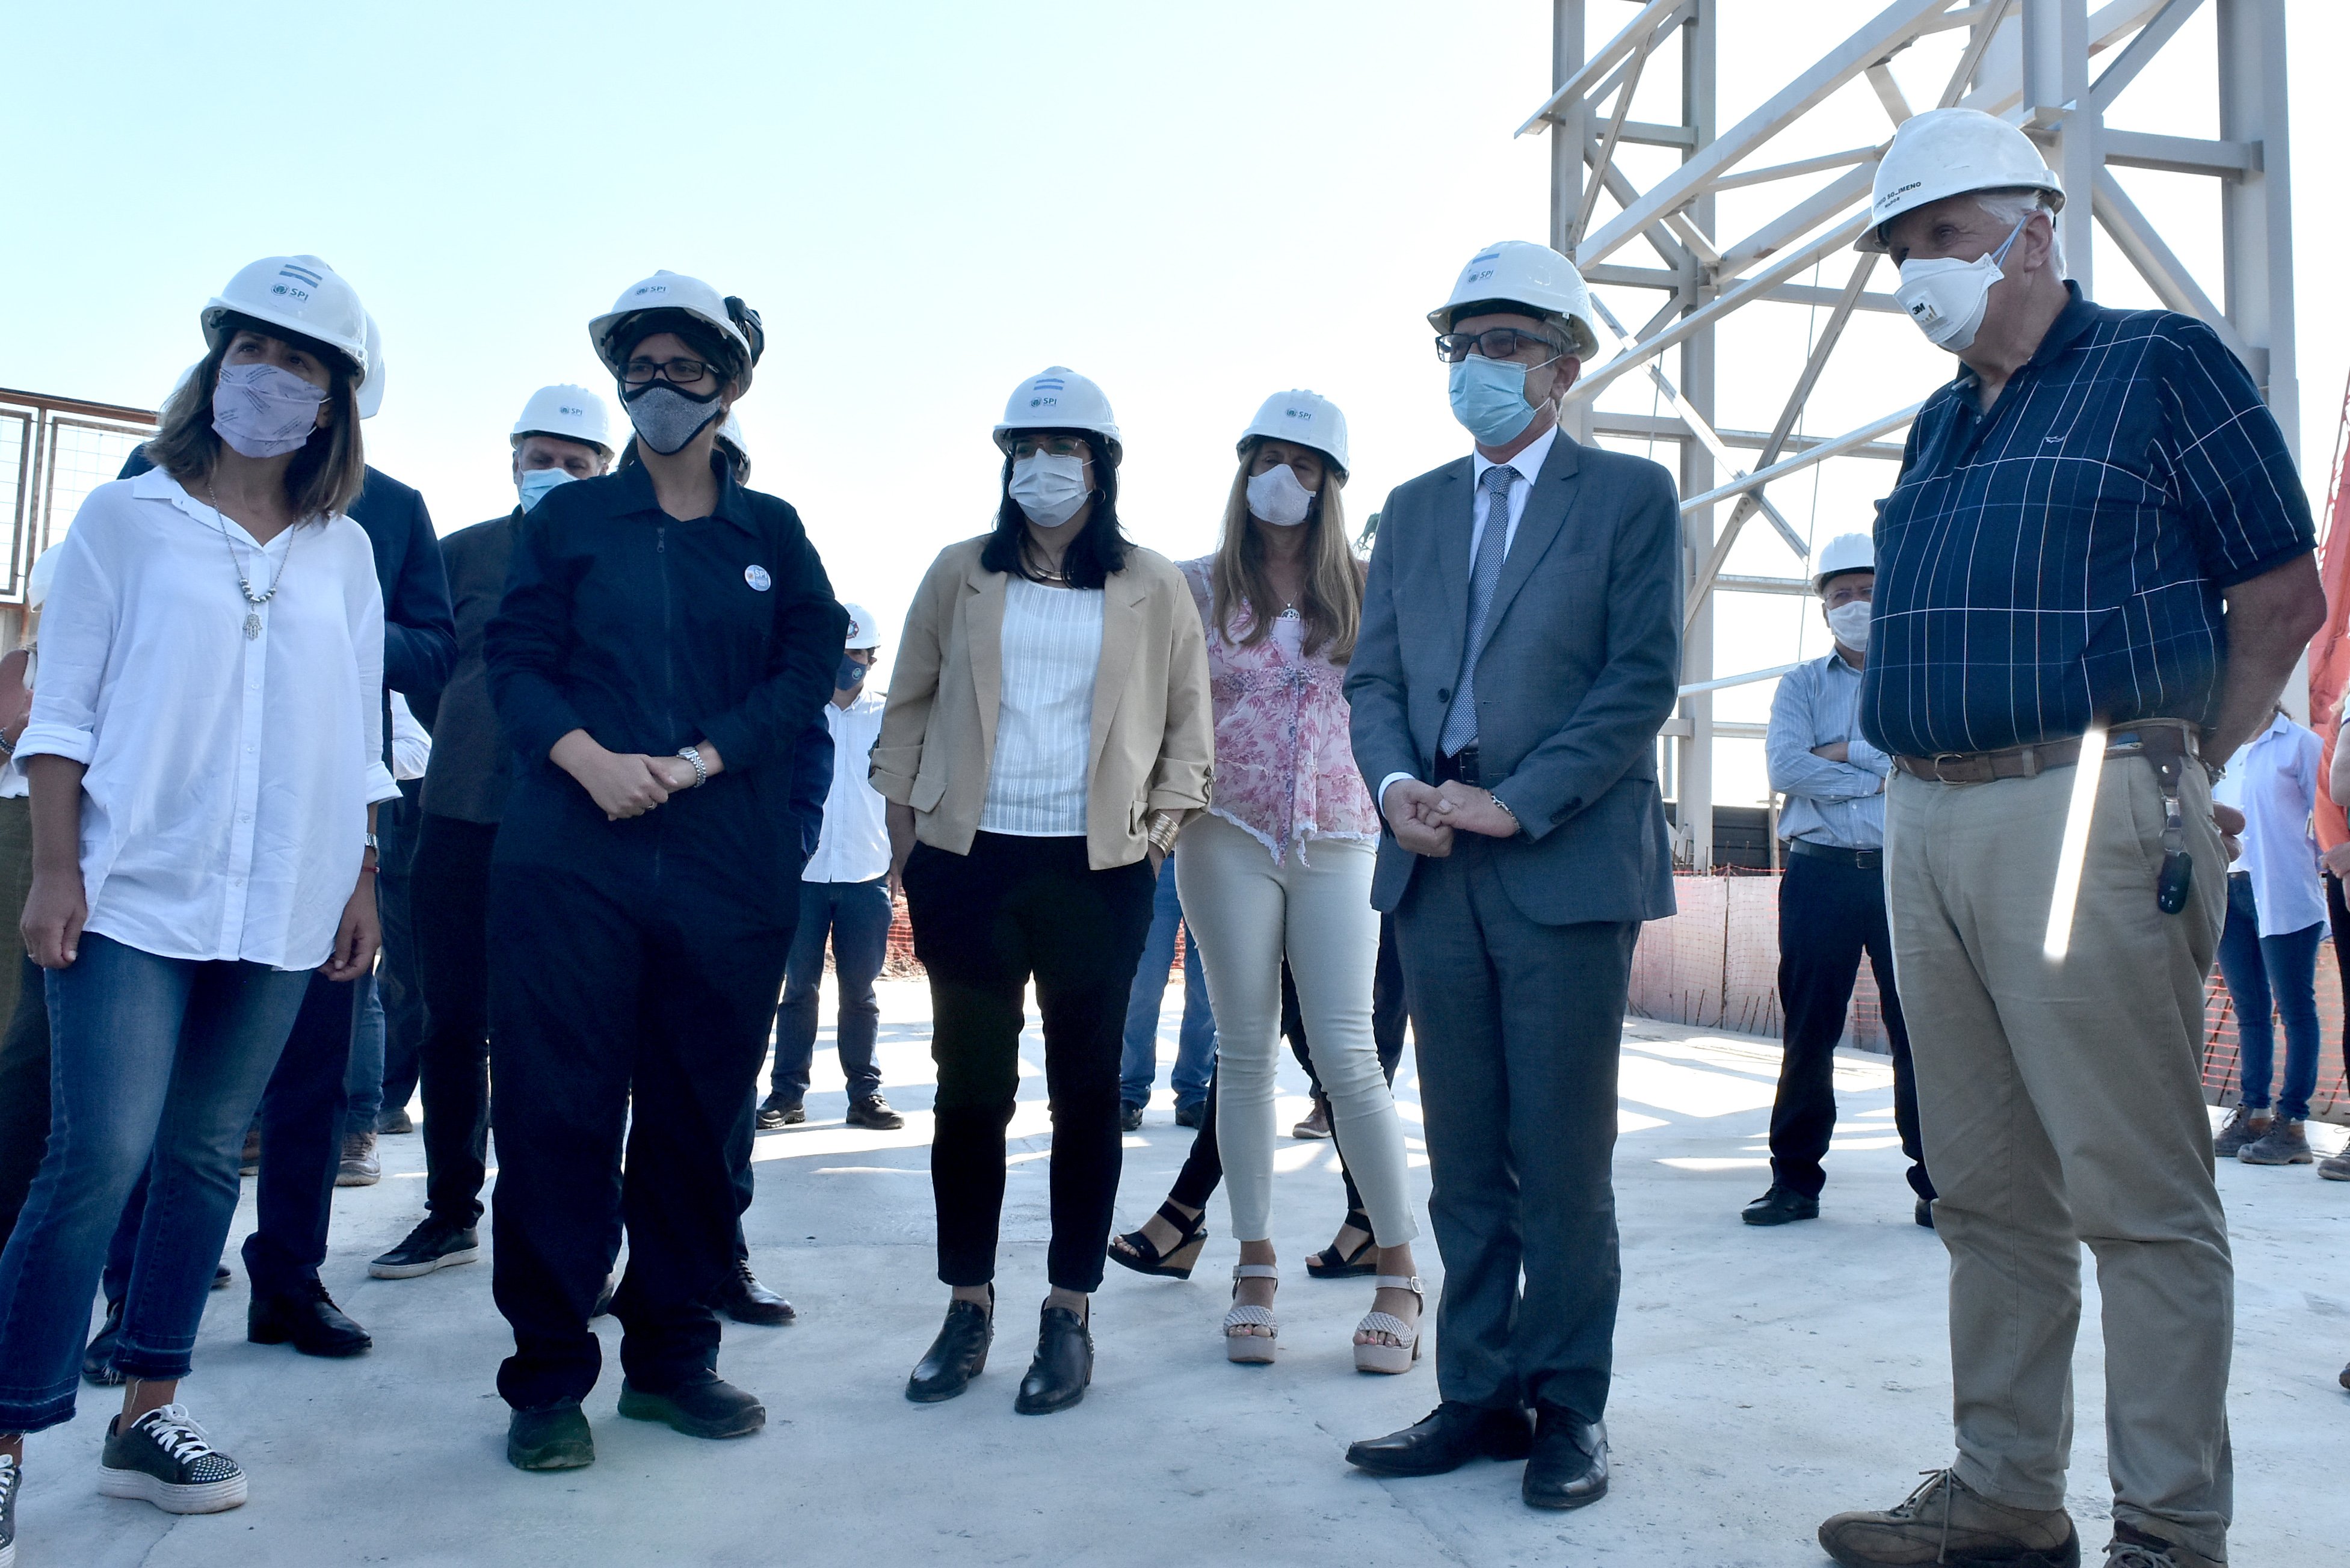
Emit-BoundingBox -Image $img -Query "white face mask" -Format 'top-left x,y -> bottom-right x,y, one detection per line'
1009,451 -> 1090,529
1245,463 -> 1316,527
211,362 -> 328,459
1894,216 -> 2029,352
1825,598 -> 1873,651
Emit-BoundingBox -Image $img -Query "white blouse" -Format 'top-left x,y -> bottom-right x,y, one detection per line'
981,576 -> 1103,837
17,469 -> 399,970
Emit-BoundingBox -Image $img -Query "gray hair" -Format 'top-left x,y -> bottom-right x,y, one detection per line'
1973,188 -> 2065,276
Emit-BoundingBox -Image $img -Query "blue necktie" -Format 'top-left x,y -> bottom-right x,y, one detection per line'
1440,463 -> 1519,757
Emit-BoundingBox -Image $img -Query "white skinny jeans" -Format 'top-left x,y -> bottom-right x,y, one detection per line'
1174,813 -> 1418,1247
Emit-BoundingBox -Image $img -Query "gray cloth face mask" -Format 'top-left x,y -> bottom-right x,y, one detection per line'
623,383 -> 723,455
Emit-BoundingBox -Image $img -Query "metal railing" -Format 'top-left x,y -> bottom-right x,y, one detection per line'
1,387 -> 159,605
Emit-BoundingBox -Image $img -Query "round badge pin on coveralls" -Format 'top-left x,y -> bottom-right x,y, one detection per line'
483,271 -> 847,1474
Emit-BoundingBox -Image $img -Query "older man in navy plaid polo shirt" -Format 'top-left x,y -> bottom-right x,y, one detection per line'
1817,111 -> 2324,1568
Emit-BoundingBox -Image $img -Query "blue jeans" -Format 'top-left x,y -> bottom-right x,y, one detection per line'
1119,855 -> 1215,1110
770,876 -> 893,1103
2214,873 -> 2324,1122
344,971 -> 385,1139
0,934 -> 309,1431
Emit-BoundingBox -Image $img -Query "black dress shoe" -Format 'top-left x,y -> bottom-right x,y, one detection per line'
757,1094 -> 804,1130
247,1282 -> 373,1357
1522,1409 -> 1609,1510
714,1261 -> 797,1326
907,1294 -> 994,1403
1118,1103 -> 1144,1133
1345,1401 -> 1534,1476
1013,1304 -> 1093,1414
846,1093 -> 904,1130
1741,1184 -> 1821,1226
616,1373 -> 765,1439
1915,1198 -> 1936,1229
507,1399 -> 594,1471
82,1296 -> 126,1386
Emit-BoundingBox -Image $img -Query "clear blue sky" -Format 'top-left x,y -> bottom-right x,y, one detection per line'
5,1 -> 2341,807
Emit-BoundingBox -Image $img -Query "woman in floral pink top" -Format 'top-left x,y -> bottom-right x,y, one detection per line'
1134,390 -> 1423,1374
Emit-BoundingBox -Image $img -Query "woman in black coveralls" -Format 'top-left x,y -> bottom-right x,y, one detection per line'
484,271 -> 845,1471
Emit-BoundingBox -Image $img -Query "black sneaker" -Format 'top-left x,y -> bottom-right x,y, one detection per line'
369,1216 -> 482,1279
1119,1102 -> 1145,1133
1741,1185 -> 1820,1226
1,1450 -> 20,1568
99,1405 -> 246,1514
846,1093 -> 904,1131
757,1094 -> 804,1130
82,1297 -> 126,1387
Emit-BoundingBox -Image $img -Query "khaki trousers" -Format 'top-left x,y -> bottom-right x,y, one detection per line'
1886,758 -> 2231,1562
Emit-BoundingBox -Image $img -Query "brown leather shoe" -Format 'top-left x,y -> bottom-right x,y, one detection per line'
1819,1470 -> 2079,1567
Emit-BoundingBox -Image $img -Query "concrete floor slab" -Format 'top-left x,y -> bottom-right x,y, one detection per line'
17,982 -> 2349,1566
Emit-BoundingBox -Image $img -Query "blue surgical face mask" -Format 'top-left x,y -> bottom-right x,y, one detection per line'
516,467 -> 576,512
1448,355 -> 1543,446
836,654 -> 869,692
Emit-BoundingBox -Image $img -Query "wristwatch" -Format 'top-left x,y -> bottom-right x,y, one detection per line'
676,746 -> 709,788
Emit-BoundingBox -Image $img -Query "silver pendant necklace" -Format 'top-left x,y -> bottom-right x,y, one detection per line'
205,479 -> 296,639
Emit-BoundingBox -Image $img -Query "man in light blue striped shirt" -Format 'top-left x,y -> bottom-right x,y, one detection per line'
1749,535 -> 1931,1231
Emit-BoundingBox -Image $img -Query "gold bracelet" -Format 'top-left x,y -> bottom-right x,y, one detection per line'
1146,812 -> 1182,854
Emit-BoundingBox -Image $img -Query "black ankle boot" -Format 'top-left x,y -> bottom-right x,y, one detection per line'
1013,1303 -> 1092,1415
906,1291 -> 993,1404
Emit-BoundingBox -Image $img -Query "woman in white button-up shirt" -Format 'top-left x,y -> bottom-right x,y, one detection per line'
0,263 -> 393,1533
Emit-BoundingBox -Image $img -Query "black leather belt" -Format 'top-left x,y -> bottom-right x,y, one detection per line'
1787,839 -> 1881,870
1434,747 -> 1481,787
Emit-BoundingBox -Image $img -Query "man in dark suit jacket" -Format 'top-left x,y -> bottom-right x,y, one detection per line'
1343,241 -> 1681,1511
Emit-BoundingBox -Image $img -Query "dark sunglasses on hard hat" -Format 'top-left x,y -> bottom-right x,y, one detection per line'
1434,327 -> 1566,364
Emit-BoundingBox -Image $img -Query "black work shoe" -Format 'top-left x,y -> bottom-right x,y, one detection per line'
1346,1402 -> 1534,1477
1173,1099 -> 1205,1129
82,1297 -> 126,1387
507,1400 -> 594,1471
1118,1103 -> 1145,1133
756,1094 -> 804,1130
1742,1184 -> 1821,1226
369,1217 -> 481,1279
99,1404 -> 246,1514
1915,1198 -> 1936,1230
907,1294 -> 994,1403
846,1093 -> 904,1131
714,1261 -> 797,1326
1523,1409 -> 1609,1510
247,1282 -> 372,1357
617,1374 -> 765,1439
1014,1304 -> 1093,1414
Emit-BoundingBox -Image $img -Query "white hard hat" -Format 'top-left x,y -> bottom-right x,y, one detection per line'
355,314 -> 385,420
993,366 -> 1123,466
1238,389 -> 1348,478
841,601 -> 882,650
588,271 -> 759,394
1859,107 -> 2064,253
26,544 -> 62,610
202,256 -> 369,378
714,412 -> 747,461
511,384 -> 613,455
1428,241 -> 1600,361
1813,533 -> 1875,592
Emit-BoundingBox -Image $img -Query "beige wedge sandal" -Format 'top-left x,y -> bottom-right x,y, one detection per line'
1352,1274 -> 1423,1374
1223,1263 -> 1280,1364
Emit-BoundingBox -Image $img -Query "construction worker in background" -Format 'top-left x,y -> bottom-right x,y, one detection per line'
1820,108 -> 2323,1568
484,272 -> 843,1472
760,602 -> 902,1133
102,283 -> 454,1370
1749,532 -> 1932,1230
368,385 -> 613,1285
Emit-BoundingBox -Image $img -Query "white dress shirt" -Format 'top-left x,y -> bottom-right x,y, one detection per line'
1378,422 -> 1563,814
2210,711 -> 2327,937
804,686 -> 892,882
981,577 -> 1103,837
388,690 -> 432,782
17,469 -> 399,970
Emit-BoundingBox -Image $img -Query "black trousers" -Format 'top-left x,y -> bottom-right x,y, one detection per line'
373,785 -> 428,1119
238,970 -> 364,1299
906,833 -> 1155,1294
487,856 -> 793,1410
410,814 -> 498,1225
1770,850 -> 1932,1202
2325,872 -> 2350,1060
0,957 -> 49,1249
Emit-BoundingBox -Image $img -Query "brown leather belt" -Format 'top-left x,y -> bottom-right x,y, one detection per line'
1892,719 -> 2201,785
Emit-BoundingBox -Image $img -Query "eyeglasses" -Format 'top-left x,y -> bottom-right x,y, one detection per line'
1010,435 -> 1089,460
1434,328 -> 1565,365
621,357 -> 715,387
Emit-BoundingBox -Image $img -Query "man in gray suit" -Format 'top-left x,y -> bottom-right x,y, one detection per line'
1342,240 -> 1681,1511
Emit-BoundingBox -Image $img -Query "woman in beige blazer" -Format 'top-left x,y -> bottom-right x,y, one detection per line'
873,367 -> 1211,1416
